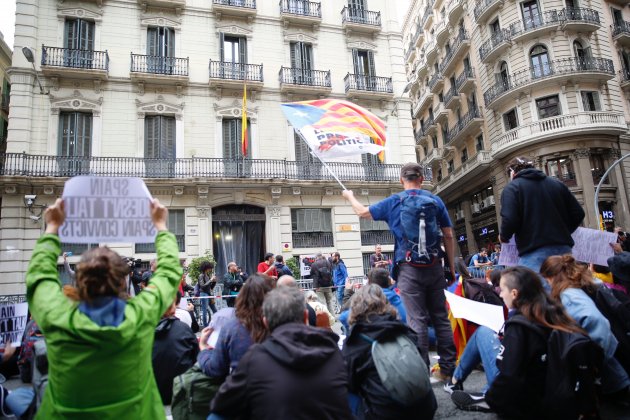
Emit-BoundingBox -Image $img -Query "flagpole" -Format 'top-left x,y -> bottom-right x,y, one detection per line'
295,130 -> 347,191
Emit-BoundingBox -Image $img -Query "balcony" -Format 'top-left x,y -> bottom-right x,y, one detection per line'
422,2 -> 434,30
435,102 -> 449,125
280,0 -> 321,26
279,67 -> 331,94
405,43 -> 417,63
423,147 -> 444,165
130,54 -> 189,84
428,71 -> 444,93
41,46 -> 109,80
209,61 -> 264,89
0,94 -> 9,113
448,0 -> 465,26
473,0 -> 503,24
561,7 -> 600,33
479,29 -> 511,64
483,57 -> 615,110
444,86 -> 459,109
491,112 -> 627,159
344,74 -> 393,100
613,20 -> 630,47
435,150 -> 492,193
425,39 -> 438,64
137,0 -> 185,12
0,154 -> 410,183
424,116 -> 438,136
416,56 -> 428,78
212,0 -> 257,20
445,107 -> 483,147
620,69 -> 630,92
341,7 -> 382,35
414,127 -> 427,145
435,21 -> 449,47
414,88 -> 433,117
361,230 -> 395,246
508,10 -> 562,44
439,30 -> 470,76
412,24 -> 425,48
455,67 -> 475,94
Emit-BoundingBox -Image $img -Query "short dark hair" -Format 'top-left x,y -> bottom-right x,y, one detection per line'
200,261 -> 214,272
506,156 -> 534,176
367,268 -> 390,288
264,252 -> 274,261
275,255 -> 284,263
333,252 -> 341,258
480,248 -> 487,253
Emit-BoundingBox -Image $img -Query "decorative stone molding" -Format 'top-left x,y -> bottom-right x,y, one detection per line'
361,189 -> 369,196
573,148 -> 590,159
196,207 -> 209,217
489,175 -> 496,185
346,40 -> 377,51
43,186 -> 55,195
4,185 -> 17,194
57,7 -> 103,21
292,187 -> 301,195
216,24 -> 253,40
50,91 -> 103,113
325,187 -> 333,196
283,32 -> 318,45
173,186 -> 184,195
197,186 -> 209,198
135,95 -> 184,118
140,16 -> 182,30
213,101 -> 258,123
608,148 -> 621,159
267,206 -> 282,217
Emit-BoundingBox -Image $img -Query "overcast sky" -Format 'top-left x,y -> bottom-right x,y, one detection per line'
0,0 -> 411,51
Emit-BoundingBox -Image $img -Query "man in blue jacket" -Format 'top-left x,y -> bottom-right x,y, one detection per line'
339,268 -> 407,332
332,252 -> 348,312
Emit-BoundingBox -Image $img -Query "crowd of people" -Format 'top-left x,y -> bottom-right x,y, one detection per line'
1,157 -> 629,419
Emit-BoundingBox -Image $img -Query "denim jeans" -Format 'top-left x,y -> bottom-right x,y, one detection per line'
335,286 -> 345,311
518,245 -> 572,292
6,387 -> 35,417
200,292 -> 210,327
453,326 -> 501,393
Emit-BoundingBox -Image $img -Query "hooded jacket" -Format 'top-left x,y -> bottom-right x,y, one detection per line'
210,323 -> 351,419
342,313 -> 437,420
500,168 -> 584,256
152,316 -> 199,404
26,232 -> 182,419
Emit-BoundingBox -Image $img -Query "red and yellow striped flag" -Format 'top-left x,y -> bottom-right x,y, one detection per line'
241,84 -> 248,157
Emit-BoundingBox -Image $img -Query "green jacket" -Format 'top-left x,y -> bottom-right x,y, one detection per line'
26,231 -> 183,419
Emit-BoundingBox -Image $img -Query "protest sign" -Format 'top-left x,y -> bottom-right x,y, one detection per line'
299,255 -> 316,277
444,291 -> 505,333
60,177 -> 156,243
498,237 -> 519,267
571,227 -> 617,266
0,303 -> 29,347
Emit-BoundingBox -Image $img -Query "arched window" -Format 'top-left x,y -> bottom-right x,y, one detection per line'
496,61 -> 509,87
530,45 -> 551,78
573,40 -> 591,69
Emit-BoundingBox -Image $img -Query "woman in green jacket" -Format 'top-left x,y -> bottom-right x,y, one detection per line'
26,198 -> 182,419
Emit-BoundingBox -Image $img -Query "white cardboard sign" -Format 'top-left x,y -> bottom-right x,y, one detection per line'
570,227 -> 617,266
445,291 -> 505,333
498,237 -> 519,267
299,255 -> 317,277
60,177 -> 156,243
0,303 -> 29,347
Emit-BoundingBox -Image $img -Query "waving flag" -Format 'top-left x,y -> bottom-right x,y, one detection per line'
281,99 -> 387,161
241,84 -> 248,156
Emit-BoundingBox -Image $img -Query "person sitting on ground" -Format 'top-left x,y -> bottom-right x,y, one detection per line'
343,284 -> 437,420
541,255 -> 630,400
26,198 -> 182,418
339,268 -> 407,332
209,286 -> 351,419
152,292 -> 199,404
607,251 -> 630,294
198,275 -> 271,380
449,266 -> 593,417
305,291 -> 335,329
277,275 -> 317,326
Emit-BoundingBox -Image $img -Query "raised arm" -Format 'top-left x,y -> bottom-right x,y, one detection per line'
342,190 -> 372,219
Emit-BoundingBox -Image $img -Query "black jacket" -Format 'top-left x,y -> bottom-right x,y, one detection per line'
152,317 -> 199,404
211,323 -> 351,419
310,258 -> 333,288
485,314 -> 548,419
500,168 -> 584,255
342,314 -> 437,420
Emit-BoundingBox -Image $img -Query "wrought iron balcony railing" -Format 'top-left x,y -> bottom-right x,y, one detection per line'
562,7 -> 599,25
550,171 -> 577,187
42,46 -> 109,71
446,107 -> 481,144
360,230 -> 395,246
428,71 -> 443,90
484,57 -> 614,106
444,85 -> 458,105
508,10 -> 561,38
209,61 -> 263,82
422,1 -> 434,26
0,153 -> 408,182
279,67 -> 330,87
479,29 -> 511,62
292,232 -> 334,248
344,74 -> 393,93
439,30 -> 469,73
613,19 -> 630,37
280,0 -> 321,18
130,54 -> 188,76
341,7 -> 381,26
473,0 -> 501,22
455,67 -> 475,90
213,0 -> 256,8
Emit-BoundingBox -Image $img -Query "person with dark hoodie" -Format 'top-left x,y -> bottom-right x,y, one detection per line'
152,292 -> 199,404
343,284 -> 437,419
209,286 -> 351,419
499,156 -> 585,278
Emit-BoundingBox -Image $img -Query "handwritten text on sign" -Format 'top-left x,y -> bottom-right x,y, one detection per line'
60,177 -> 156,243
0,303 -> 29,347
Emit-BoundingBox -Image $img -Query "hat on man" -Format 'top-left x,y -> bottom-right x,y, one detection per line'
400,162 -> 423,179
607,252 -> 630,284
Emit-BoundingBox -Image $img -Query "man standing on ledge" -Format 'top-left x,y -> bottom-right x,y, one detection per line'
342,162 -> 457,382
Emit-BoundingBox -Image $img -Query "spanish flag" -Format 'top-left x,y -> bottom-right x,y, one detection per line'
241,84 -> 248,157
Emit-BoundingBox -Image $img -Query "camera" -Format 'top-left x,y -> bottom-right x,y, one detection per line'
24,195 -> 37,206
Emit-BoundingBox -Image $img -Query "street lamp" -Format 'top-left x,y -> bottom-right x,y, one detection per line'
22,47 -> 47,94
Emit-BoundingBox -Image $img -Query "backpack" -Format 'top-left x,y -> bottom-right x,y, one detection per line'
397,191 -> 442,266
463,279 -> 504,307
360,333 -> 431,406
315,261 -> 333,287
171,364 -> 223,420
509,315 -> 602,419
17,320 -> 44,383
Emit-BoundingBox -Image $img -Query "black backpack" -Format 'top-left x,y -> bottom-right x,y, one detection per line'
509,315 -> 603,419
315,261 -> 333,287
463,278 -> 504,307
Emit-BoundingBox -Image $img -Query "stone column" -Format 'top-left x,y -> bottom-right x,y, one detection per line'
573,148 -> 596,228
197,207 -> 210,255
462,199 -> 476,253
266,205 -> 282,254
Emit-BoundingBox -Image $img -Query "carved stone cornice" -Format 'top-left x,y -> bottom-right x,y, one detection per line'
573,148 -> 590,159
267,206 -> 281,218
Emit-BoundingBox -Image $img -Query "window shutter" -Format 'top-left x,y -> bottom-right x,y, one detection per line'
219,32 -> 225,61
367,50 -> 376,77
290,42 -> 299,68
145,116 -> 156,158
76,113 -> 92,157
58,113 -> 71,155
162,116 -> 176,159
79,20 -> 94,50
166,28 -> 175,58
147,28 -> 157,56
592,92 -> 600,111
65,20 -> 78,49
352,48 -> 360,74
239,37 -> 247,64
223,119 -> 239,158
303,43 -> 313,70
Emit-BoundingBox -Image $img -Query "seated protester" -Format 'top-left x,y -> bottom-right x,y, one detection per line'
451,266 -> 593,417
342,284 -> 437,420
152,294 -> 199,404
277,275 -> 316,327
209,286 -> 351,419
305,291 -> 335,328
174,291 -> 193,328
541,255 -> 630,398
339,268 -> 406,332
198,275 -> 271,379
607,252 -> 630,295
490,245 -> 501,267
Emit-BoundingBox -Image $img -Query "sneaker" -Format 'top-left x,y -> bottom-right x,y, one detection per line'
430,367 -> 451,383
443,378 -> 463,394
451,390 -> 492,412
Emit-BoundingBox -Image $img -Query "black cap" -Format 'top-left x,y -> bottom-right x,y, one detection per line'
400,162 -> 423,178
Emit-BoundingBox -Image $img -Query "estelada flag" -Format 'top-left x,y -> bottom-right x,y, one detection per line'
281,99 -> 386,161
241,84 -> 248,157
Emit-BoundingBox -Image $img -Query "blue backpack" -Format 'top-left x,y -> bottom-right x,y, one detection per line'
397,190 -> 442,265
